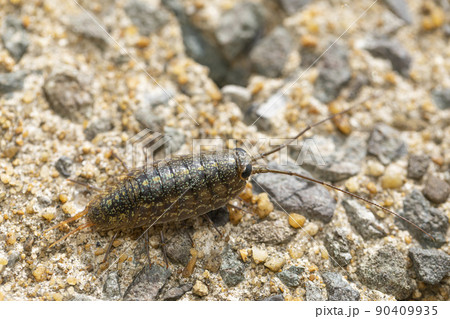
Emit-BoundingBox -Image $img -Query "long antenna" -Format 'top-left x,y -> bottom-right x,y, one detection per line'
252,167 -> 435,241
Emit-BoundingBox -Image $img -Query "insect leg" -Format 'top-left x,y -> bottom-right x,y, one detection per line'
67,178 -> 101,192
203,214 -> 223,238
160,230 -> 169,268
102,231 -> 119,264
111,150 -> 129,173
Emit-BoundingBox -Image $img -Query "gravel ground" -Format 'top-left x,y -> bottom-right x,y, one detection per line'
0,0 -> 449,301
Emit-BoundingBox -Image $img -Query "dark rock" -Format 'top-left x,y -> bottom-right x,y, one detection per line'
279,0 -> 311,15
54,156 -> 73,178
342,199 -> 387,240
161,283 -> 192,300
166,231 -> 192,265
252,162 -> 336,223
0,71 -> 27,95
399,190 -> 448,248
221,85 -> 252,111
324,228 -> 352,267
207,207 -> 229,227
84,118 -> 113,140
1,16 -> 29,61
123,264 -> 171,300
250,27 -> 293,78
407,154 -> 430,180
43,72 -> 93,122
314,43 -> 351,103
125,0 -> 170,35
383,0 -> 413,24
305,281 -> 325,301
103,272 -> 121,300
365,37 -> 412,77
163,0 -> 229,85
367,124 -> 406,165
215,2 -> 263,60
431,88 -> 450,110
69,14 -> 109,47
261,294 -> 284,301
357,245 -> 414,300
346,73 -> 370,101
219,245 -> 246,287
322,272 -> 360,301
244,92 -> 287,131
422,175 -> 450,204
277,266 -> 304,287
242,219 -> 296,245
297,135 -> 366,182
408,247 -> 450,285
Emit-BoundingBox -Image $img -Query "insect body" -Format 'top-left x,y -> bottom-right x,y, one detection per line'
45,106 -> 433,249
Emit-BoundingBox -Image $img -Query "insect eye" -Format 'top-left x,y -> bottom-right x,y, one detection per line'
241,163 -> 252,179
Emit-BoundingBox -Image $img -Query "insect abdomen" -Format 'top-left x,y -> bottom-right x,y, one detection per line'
88,152 -> 247,231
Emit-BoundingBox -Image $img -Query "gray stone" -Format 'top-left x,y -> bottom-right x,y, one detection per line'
163,0 -> 229,85
1,16 -> 29,61
244,91 -> 287,131
314,43 -> 351,103
135,106 -> 165,131
69,14 -> 108,47
252,162 -> 336,223
102,272 -> 121,300
305,281 -> 325,301
166,231 -> 192,265
298,135 -> 366,182
72,294 -> 98,301
125,0 -> 170,35
357,245 -> 414,300
346,73 -> 370,101
0,71 -> 27,95
324,228 -> 353,267
84,118 -> 113,140
164,126 -> 185,155
277,266 -> 304,287
383,0 -> 413,24
43,72 -> 93,122
365,37 -> 412,77
7,251 -> 20,269
407,154 -> 430,180
367,124 -> 406,165
123,264 -> 171,300
279,0 -> 311,15
342,199 -> 387,240
250,27 -> 293,78
422,175 -> 450,204
399,190 -> 448,248
242,219 -> 296,245
262,294 -> 284,301
221,85 -> 252,111
408,247 -> 450,285
322,272 -> 360,301
215,2 -> 263,60
144,87 -> 175,107
219,245 -> 246,287
431,88 -> 450,110
161,283 -> 193,300
54,156 -> 73,178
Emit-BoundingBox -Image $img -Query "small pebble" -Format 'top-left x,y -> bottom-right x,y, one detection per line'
264,257 -> 286,272
252,247 -> 268,264
422,175 -> 450,204
407,154 -> 430,180
366,160 -> 385,177
6,232 -> 16,245
32,265 -> 47,282
303,223 -> 319,236
41,211 -> 55,221
61,202 -> 77,216
67,277 -> 77,286
288,213 -> 306,229
380,165 -> 404,189
255,193 -> 273,219
239,249 -> 248,262
192,280 -> 208,297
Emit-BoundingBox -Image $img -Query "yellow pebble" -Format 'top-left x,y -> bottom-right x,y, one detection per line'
1,174 -> 11,185
6,232 -> 16,245
288,213 -> 306,229
67,277 -> 77,285
0,257 -> 7,266
239,249 -> 248,262
0,291 -> 4,301
255,193 -> 273,219
32,265 -> 47,282
345,178 -> 359,193
304,223 -> 319,236
61,202 -> 77,216
59,194 -> 68,203
264,257 -> 286,272
42,211 -> 55,221
52,293 -> 63,301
